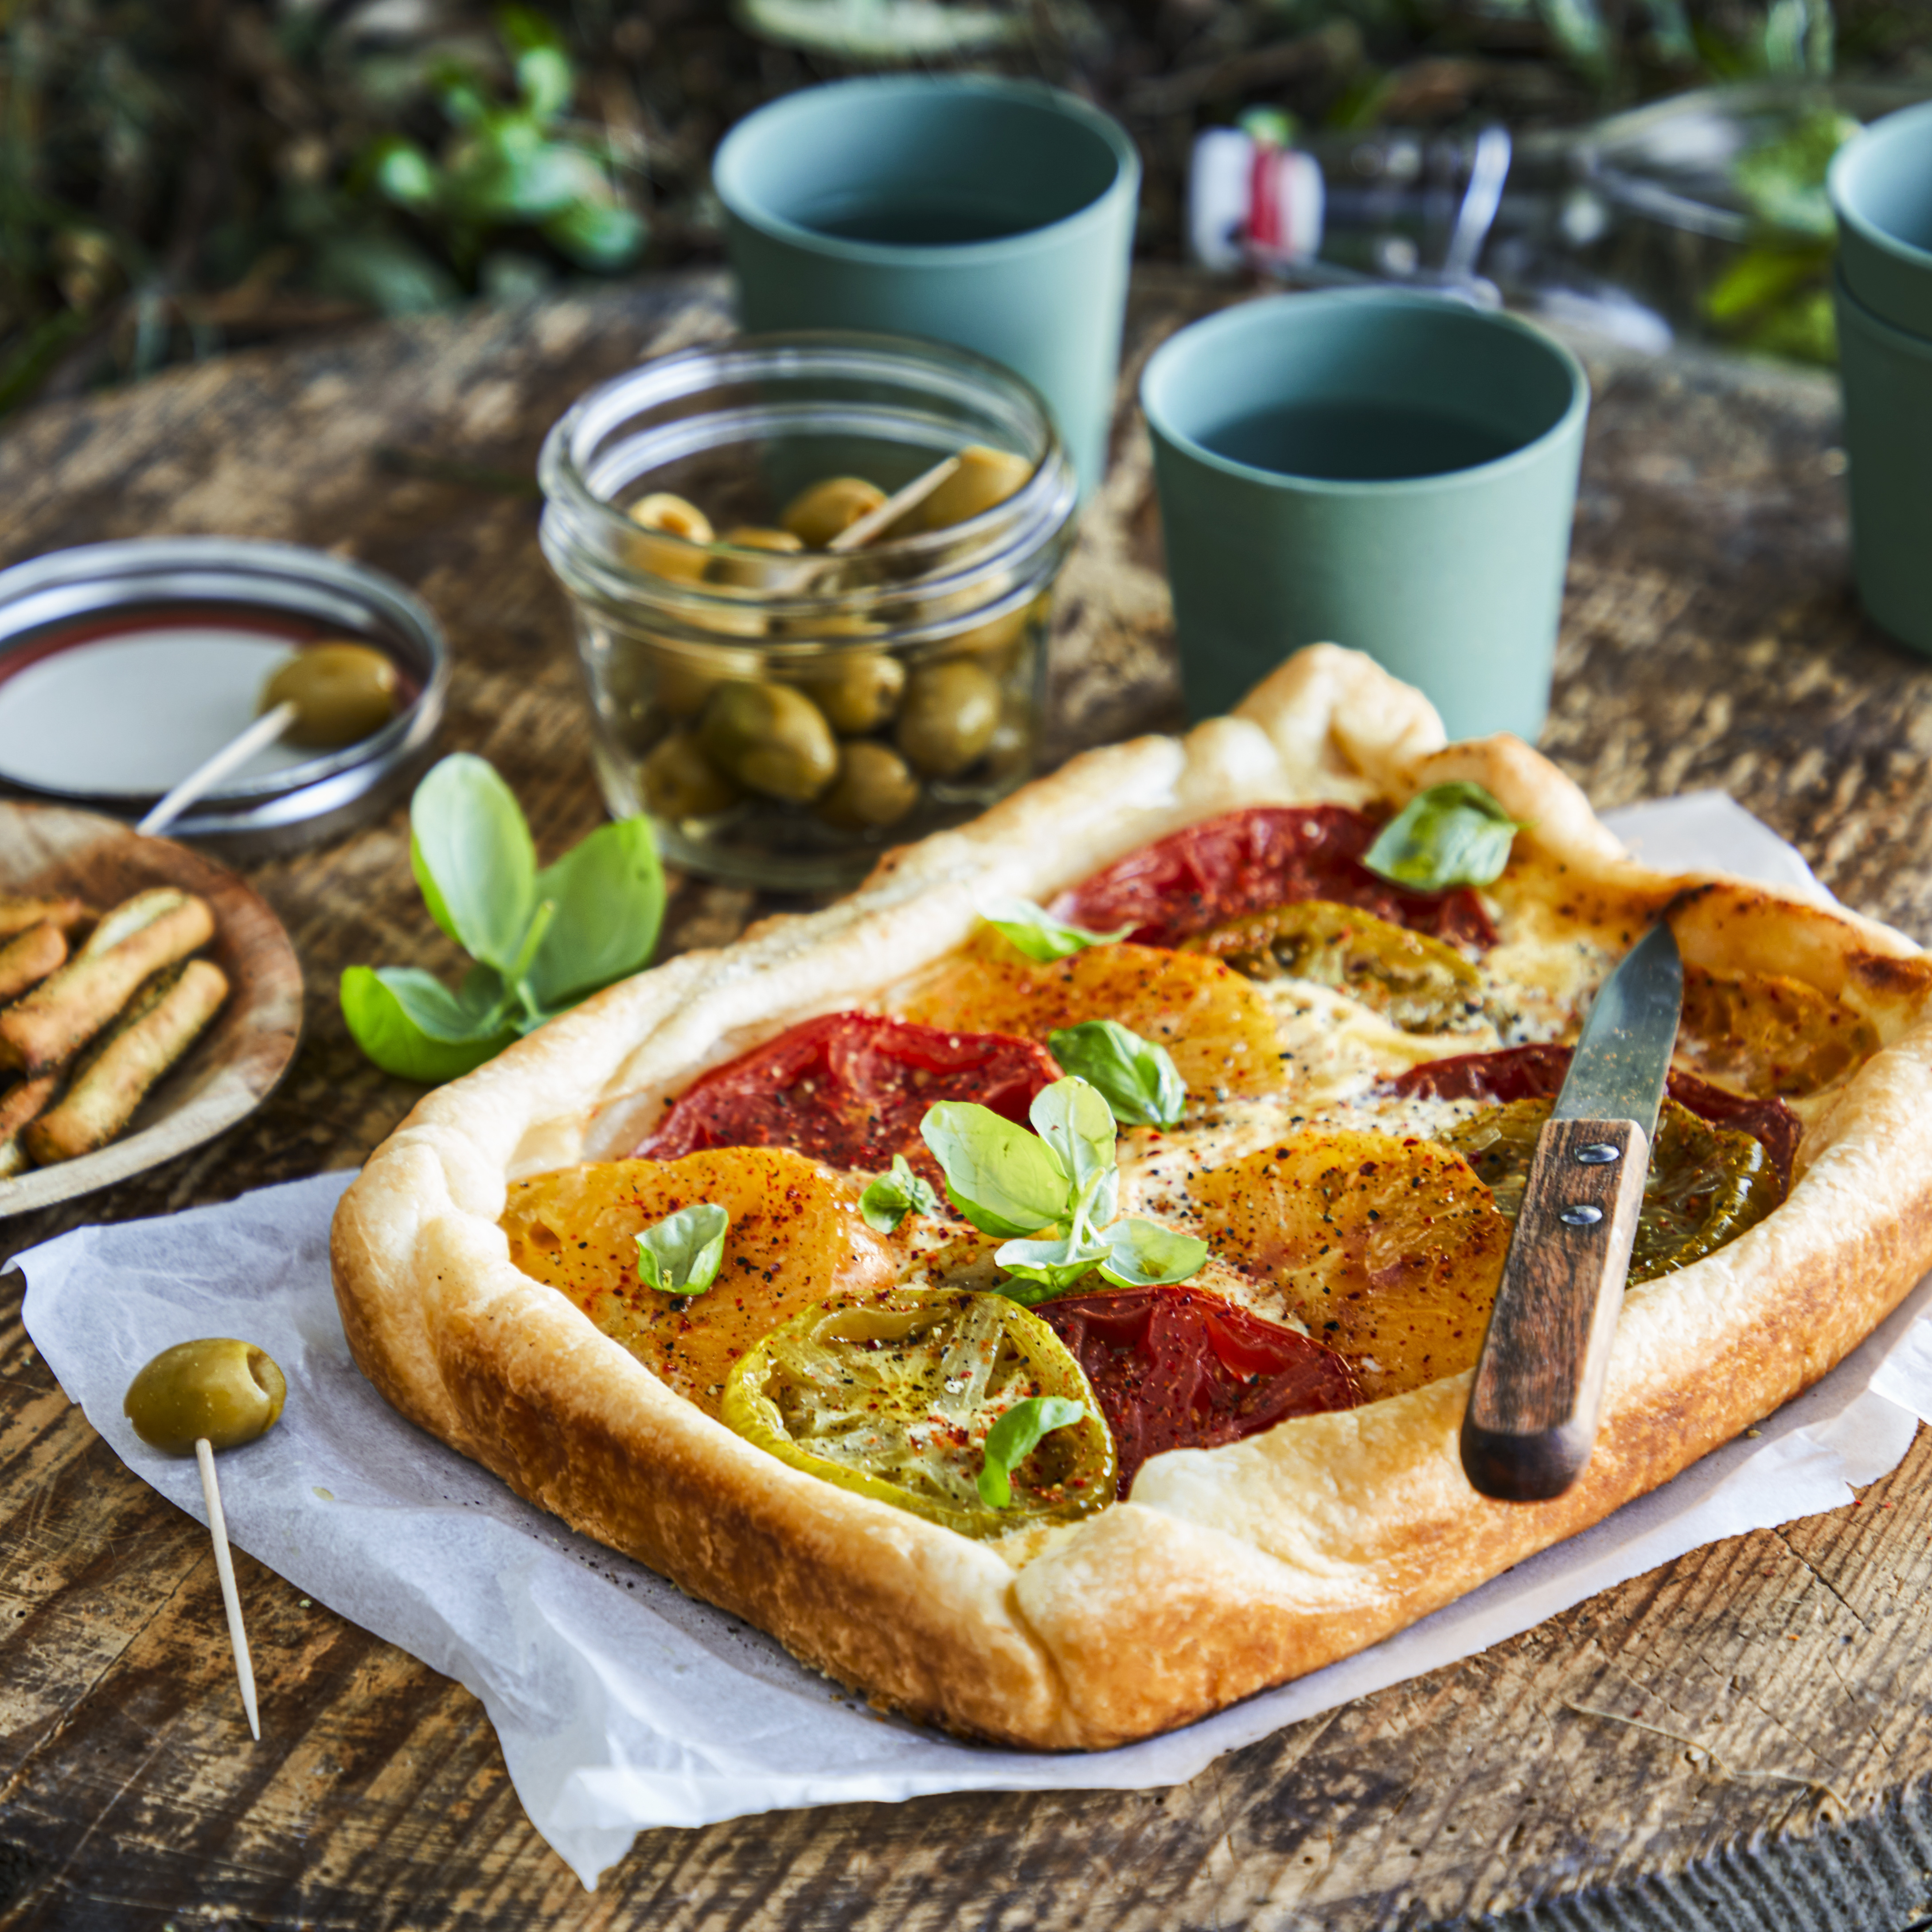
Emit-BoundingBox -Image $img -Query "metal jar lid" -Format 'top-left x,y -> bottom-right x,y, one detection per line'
0,537 -> 447,859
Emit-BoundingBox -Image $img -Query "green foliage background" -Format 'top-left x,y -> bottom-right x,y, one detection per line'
1,0 -> 1928,416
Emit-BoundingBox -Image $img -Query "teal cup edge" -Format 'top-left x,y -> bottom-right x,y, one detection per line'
714,77 -> 1140,498
1831,264 -> 1932,657
1140,290 -> 1590,744
1829,101 -> 1932,340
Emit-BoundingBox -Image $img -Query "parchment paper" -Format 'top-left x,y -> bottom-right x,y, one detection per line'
20,792 -> 1932,1889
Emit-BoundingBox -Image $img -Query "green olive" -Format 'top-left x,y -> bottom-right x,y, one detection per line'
261,642 -> 399,749
707,526 -> 806,591
698,680 -> 839,802
816,742 -> 921,831
124,1338 -> 287,1457
801,653 -> 906,734
894,659 -> 1001,779
626,492 -> 714,584
781,476 -> 887,548
909,445 -> 1034,532
641,731 -> 742,820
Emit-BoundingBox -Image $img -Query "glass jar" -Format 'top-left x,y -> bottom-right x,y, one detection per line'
538,332 -> 1079,891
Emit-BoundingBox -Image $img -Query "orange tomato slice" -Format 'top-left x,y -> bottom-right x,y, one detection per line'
1679,965 -> 1879,1099
892,933 -> 1280,1100
501,1147 -> 895,1416
1184,1131 -> 1510,1401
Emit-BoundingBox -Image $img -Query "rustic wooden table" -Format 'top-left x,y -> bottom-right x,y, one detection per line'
3,267 -> 1931,1932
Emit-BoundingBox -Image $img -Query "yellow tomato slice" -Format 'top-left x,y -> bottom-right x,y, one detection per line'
722,1287 -> 1117,1538
1184,1131 -> 1510,1401
1679,965 -> 1880,1098
893,933 -> 1280,1100
501,1147 -> 894,1417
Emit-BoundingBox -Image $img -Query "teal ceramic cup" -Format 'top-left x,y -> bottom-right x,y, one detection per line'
713,78 -> 1139,496
1828,101 -> 1932,339
1832,267 -> 1932,655
1141,291 -> 1589,742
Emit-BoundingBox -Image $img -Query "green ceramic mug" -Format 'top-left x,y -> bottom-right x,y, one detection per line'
713,78 -> 1140,497
1832,267 -> 1932,656
1141,291 -> 1590,742
1828,101 -> 1932,339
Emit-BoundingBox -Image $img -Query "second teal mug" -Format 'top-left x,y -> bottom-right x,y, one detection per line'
714,78 -> 1140,498
1142,291 -> 1589,743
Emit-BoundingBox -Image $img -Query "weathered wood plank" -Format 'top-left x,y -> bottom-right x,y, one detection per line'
0,267 -> 1928,1930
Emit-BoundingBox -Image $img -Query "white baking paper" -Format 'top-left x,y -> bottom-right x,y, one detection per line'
19,792 -> 1932,1890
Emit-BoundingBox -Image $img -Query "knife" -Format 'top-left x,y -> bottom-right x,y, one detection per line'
1460,921 -> 1683,1503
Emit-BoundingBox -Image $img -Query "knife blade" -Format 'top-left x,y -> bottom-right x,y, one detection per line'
1460,921 -> 1683,1502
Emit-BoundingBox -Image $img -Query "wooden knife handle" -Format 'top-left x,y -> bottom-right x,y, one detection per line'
1460,1116 -> 1648,1503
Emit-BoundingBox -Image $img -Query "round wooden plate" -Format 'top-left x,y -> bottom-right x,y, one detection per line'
0,803 -> 302,1217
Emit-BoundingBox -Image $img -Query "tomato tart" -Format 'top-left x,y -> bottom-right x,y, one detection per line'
332,645 -> 1932,1749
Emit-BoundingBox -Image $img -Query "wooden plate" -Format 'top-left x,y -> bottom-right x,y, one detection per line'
0,804 -> 302,1217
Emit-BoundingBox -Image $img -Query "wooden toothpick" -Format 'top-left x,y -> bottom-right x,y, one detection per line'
772,452 -> 967,594
195,1436 -> 261,1741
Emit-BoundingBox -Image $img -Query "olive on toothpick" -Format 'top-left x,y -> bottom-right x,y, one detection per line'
137,640 -> 399,838
124,1338 -> 287,1740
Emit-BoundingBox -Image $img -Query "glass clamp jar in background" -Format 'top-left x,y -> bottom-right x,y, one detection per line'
539,332 -> 1079,892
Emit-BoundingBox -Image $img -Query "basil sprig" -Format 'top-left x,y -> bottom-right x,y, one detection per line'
635,1202 -> 728,1297
978,1394 -> 1090,1510
980,896 -> 1132,964
1047,1020 -> 1186,1128
859,1155 -> 942,1233
342,753 -> 664,1082
1362,781 -> 1522,893
919,1077 -> 1209,1302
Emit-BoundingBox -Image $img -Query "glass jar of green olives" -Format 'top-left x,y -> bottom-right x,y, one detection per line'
538,333 -> 1078,890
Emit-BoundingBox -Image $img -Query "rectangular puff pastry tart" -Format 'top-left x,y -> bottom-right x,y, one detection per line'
332,645 -> 1932,1751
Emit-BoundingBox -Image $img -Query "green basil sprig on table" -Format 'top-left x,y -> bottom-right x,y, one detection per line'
1047,1019 -> 1187,1128
859,1154 -> 942,1233
919,1077 -> 1209,1302
977,1395 -> 1091,1510
1362,781 -> 1523,894
980,896 -> 1132,964
341,753 -> 664,1082
635,1203 -> 729,1297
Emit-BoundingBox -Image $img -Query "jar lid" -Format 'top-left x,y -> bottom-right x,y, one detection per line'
0,537 -> 447,859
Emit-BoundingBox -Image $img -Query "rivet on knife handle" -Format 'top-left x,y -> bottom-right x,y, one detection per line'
1460,1116 -> 1648,1502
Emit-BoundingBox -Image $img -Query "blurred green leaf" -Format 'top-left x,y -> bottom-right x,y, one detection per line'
1733,106 -> 1858,238
372,138 -> 438,213
542,197 -> 647,270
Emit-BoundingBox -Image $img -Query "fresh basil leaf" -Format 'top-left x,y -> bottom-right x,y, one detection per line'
993,1234 -> 1110,1294
1028,1077 -> 1117,1200
978,1395 -> 1089,1509
1046,1020 -> 1187,1129
526,816 -> 664,1010
635,1202 -> 728,1297
1362,781 -> 1522,894
859,1154 -> 942,1234
409,753 -> 538,973
921,1102 -> 1071,1238
980,896 -> 1132,964
339,965 -> 518,1083
1097,1217 -> 1210,1289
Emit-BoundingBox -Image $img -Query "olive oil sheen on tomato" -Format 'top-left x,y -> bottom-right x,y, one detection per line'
1202,400 -> 1521,482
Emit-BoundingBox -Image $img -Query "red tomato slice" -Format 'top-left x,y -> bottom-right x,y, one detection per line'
1383,1044 -> 1799,1189
637,1012 -> 1061,1180
1050,805 -> 1496,952
1037,1284 -> 1359,1494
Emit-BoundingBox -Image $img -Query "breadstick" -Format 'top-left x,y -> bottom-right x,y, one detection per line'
0,1074 -> 60,1177
77,888 -> 195,959
0,891 -> 215,1074
24,961 -> 228,1165
0,923 -> 67,1003
0,895 -> 87,941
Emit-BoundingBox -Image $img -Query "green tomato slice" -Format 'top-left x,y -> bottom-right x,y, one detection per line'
1182,899 -> 1486,1034
722,1287 -> 1117,1538
1446,1095 -> 1785,1282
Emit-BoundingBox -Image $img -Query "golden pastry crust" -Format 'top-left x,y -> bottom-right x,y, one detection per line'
332,645 -> 1932,1749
